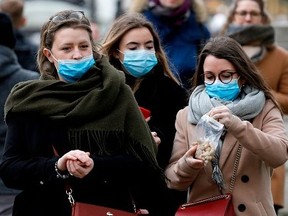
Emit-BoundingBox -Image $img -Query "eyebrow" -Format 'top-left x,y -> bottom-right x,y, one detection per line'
126,40 -> 154,46
204,70 -> 236,74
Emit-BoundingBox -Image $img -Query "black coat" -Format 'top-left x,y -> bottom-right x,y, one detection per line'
0,45 -> 39,195
0,114 -> 169,216
133,70 -> 189,215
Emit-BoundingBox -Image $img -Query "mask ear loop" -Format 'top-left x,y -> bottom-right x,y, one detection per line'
48,51 -> 60,72
117,49 -> 125,64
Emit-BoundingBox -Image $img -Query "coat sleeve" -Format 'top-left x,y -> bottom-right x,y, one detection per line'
165,107 -> 201,190
227,100 -> 288,168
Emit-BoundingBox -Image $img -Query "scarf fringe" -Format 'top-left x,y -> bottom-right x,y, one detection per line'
68,129 -> 162,172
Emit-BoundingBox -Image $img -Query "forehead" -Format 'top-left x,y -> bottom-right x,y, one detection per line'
120,27 -> 153,44
236,0 -> 261,11
203,55 -> 236,73
52,27 -> 91,47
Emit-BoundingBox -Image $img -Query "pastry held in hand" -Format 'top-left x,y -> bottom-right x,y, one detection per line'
191,114 -> 224,166
192,140 -> 215,165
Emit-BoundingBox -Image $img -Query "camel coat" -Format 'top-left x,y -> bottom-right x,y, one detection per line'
256,45 -> 288,207
257,46 -> 288,114
165,100 -> 288,216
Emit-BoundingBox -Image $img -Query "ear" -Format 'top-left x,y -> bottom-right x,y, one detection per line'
240,78 -> 246,87
19,17 -> 27,28
113,50 -> 120,59
43,48 -> 54,63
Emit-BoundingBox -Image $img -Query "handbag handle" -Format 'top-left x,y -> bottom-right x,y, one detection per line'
52,145 -> 140,213
228,144 -> 242,193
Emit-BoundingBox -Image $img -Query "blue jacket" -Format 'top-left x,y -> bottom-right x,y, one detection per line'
143,10 -> 210,89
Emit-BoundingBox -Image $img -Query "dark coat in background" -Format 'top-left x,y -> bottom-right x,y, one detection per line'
0,13 -> 39,195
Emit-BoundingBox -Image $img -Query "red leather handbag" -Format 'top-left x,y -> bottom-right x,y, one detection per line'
175,145 -> 242,216
175,193 -> 234,216
72,201 -> 149,216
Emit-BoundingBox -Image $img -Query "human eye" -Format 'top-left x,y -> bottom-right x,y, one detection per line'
221,72 -> 233,79
204,73 -> 215,84
62,47 -> 71,52
126,46 -> 137,51
80,44 -> 89,50
236,11 -> 247,16
220,72 -> 235,83
251,11 -> 261,17
145,42 -> 155,50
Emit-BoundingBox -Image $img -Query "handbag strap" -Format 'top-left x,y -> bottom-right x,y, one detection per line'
228,144 -> 242,193
52,145 -> 139,213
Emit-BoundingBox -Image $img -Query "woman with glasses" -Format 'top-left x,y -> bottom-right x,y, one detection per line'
220,0 -> 288,214
101,12 -> 188,215
165,36 -> 288,216
0,9 -> 166,216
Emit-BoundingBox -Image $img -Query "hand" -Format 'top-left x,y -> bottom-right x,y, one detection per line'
151,131 -> 161,146
57,150 -> 94,178
208,105 -> 234,128
183,145 -> 204,169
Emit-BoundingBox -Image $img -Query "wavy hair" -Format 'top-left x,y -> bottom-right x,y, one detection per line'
37,10 -> 100,78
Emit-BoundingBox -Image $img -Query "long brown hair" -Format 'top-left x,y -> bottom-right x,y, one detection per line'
191,36 -> 279,110
100,12 -> 180,85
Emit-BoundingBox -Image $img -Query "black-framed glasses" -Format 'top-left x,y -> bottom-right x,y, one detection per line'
203,71 -> 238,85
49,11 -> 85,23
235,10 -> 261,18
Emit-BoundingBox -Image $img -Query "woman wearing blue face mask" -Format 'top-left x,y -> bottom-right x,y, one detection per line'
0,10 -> 167,216
165,36 -> 288,216
101,12 -> 188,216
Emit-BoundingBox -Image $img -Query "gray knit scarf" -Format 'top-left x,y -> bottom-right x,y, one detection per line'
188,84 -> 265,124
188,84 -> 265,191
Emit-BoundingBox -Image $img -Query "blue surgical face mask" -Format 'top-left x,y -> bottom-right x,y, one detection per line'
120,50 -> 158,78
205,79 -> 241,101
51,53 -> 95,83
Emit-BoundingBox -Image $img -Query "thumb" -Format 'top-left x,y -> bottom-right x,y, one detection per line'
185,145 -> 198,157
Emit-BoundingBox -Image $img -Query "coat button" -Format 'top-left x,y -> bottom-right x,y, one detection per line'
238,204 -> 246,212
241,175 -> 249,183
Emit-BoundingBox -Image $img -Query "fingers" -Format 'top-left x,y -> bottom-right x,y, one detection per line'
58,150 -> 93,177
151,131 -> 161,146
186,145 -> 198,157
66,158 -> 94,178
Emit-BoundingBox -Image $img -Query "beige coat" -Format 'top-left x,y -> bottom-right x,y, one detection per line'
257,46 -> 288,114
165,100 -> 288,216
256,45 -> 288,207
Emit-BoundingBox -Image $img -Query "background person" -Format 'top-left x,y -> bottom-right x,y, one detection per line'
0,9 -> 165,216
129,0 -> 210,89
0,12 -> 39,216
165,36 -> 288,216
0,0 -> 38,72
220,0 -> 288,214
100,12 -> 188,215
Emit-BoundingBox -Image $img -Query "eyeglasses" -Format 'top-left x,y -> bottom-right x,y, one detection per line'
235,10 -> 261,18
49,11 -> 85,23
203,71 -> 238,85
